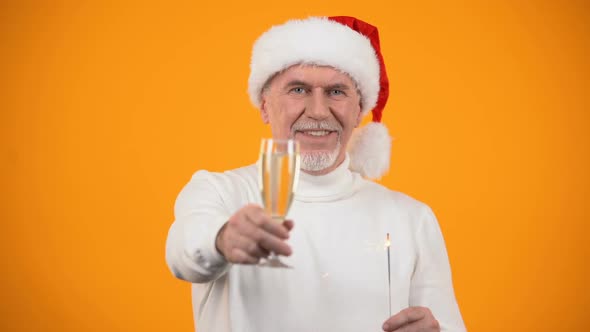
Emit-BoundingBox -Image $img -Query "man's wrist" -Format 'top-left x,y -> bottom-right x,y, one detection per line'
215,222 -> 228,258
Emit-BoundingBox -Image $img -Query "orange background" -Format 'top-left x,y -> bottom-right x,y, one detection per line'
1,1 -> 589,331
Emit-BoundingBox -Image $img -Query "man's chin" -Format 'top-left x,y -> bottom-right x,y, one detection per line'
299,150 -> 340,173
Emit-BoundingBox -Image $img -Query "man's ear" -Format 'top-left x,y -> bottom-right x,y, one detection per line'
260,96 -> 270,124
354,104 -> 363,128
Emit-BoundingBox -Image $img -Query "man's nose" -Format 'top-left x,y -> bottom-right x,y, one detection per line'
304,90 -> 330,120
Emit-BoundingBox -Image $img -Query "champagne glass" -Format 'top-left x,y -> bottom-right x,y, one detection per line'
258,138 -> 300,268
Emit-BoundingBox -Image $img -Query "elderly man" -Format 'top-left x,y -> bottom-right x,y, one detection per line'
166,16 -> 466,332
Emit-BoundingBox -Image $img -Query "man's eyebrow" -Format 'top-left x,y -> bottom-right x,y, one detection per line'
284,80 -> 311,89
283,81 -> 353,90
325,83 -> 352,90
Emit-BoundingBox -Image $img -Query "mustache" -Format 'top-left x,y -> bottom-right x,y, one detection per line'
291,120 -> 342,133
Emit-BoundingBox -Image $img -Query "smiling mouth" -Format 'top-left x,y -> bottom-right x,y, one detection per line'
297,130 -> 335,137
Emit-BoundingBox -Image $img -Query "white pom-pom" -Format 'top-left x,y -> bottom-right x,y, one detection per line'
347,122 -> 392,179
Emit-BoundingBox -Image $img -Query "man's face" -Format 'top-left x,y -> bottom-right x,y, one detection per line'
260,64 -> 363,175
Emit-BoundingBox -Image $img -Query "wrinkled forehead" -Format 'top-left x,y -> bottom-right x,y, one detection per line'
262,63 -> 360,92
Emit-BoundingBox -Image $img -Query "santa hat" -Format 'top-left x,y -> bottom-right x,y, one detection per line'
248,16 -> 391,179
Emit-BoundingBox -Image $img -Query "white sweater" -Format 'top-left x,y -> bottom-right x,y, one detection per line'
166,157 -> 466,332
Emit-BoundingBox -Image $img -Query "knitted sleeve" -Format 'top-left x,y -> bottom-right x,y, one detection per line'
165,170 -> 232,283
409,206 -> 467,332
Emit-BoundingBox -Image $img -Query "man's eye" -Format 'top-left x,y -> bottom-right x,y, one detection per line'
290,87 -> 306,94
330,89 -> 345,96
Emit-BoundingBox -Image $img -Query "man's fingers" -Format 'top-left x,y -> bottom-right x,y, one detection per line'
382,307 -> 427,331
256,232 -> 292,256
390,314 -> 439,332
222,204 -> 294,262
283,219 -> 295,231
229,248 -> 259,264
261,220 -> 291,239
236,214 -> 287,246
234,234 -> 270,258
245,208 -> 291,239
242,209 -> 293,256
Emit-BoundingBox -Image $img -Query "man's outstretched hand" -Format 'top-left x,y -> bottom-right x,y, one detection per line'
215,204 -> 294,264
382,307 -> 440,332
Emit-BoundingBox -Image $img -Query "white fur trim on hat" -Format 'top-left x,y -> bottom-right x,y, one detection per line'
347,122 -> 391,179
248,17 -> 380,115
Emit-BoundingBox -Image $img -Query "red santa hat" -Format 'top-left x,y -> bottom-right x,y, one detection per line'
248,16 -> 391,179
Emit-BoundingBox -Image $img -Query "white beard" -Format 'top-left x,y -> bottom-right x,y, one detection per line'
300,140 -> 341,172
291,119 -> 343,172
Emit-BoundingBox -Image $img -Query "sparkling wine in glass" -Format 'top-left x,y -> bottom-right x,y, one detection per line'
258,138 -> 300,268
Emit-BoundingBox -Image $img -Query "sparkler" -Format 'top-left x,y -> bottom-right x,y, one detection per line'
386,232 -> 391,317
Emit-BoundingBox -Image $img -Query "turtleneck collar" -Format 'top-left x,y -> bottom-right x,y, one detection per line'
294,154 -> 361,202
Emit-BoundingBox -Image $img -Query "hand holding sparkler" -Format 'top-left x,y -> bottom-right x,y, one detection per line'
386,233 -> 391,318
382,233 -> 440,332
382,307 -> 440,332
